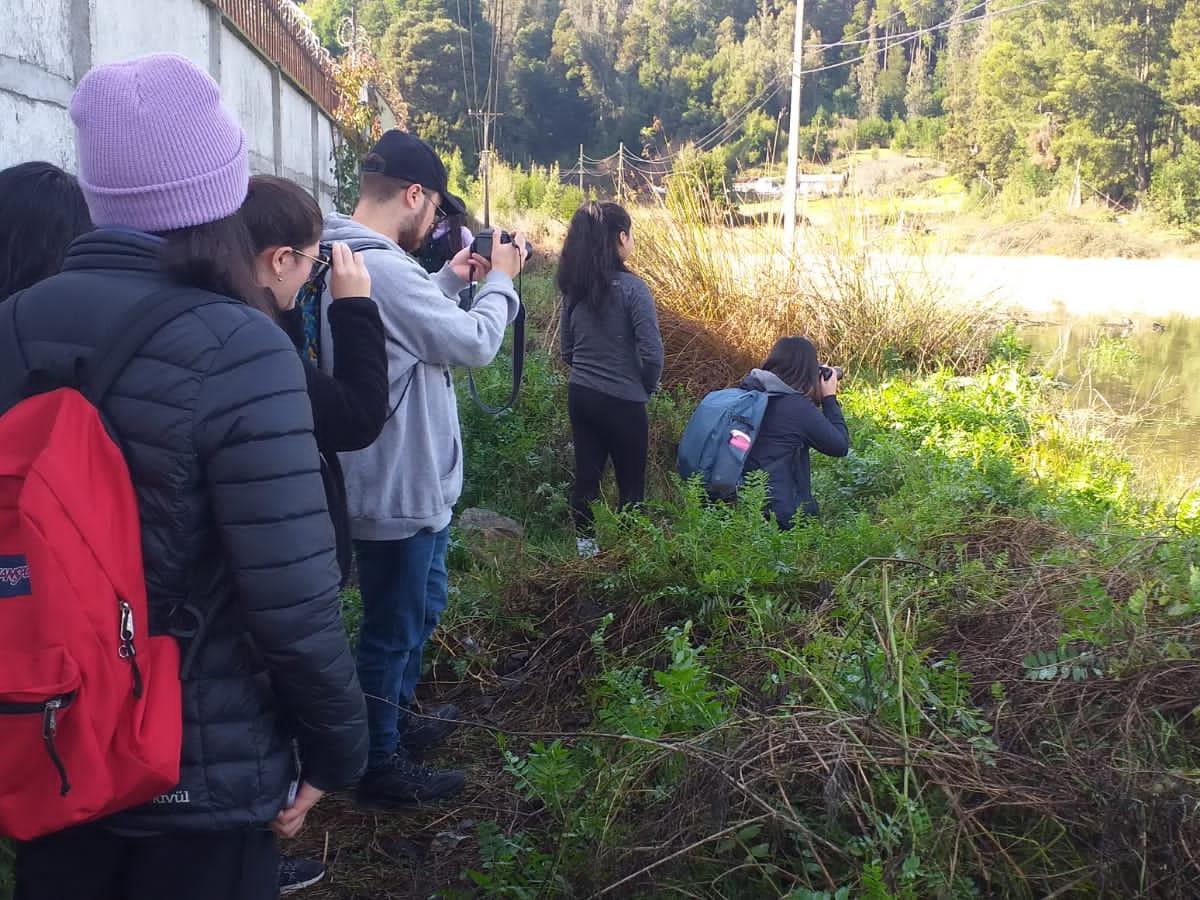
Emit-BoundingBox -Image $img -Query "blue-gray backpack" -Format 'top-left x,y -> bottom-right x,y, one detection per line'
676,388 -> 770,499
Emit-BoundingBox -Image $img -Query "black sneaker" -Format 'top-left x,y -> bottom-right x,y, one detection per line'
356,752 -> 466,808
402,702 -> 461,755
279,856 -> 325,895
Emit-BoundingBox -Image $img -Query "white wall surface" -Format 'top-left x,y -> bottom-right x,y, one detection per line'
91,0 -> 211,72
219,30 -> 277,176
1,0 -> 337,209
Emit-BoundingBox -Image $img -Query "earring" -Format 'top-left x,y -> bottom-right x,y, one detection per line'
277,274 -> 283,282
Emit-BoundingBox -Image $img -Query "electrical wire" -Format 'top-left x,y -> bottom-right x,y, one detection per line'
453,0 -> 480,156
573,0 -> 1057,177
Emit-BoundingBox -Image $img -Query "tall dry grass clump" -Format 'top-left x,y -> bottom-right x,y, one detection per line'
634,184 -> 1000,379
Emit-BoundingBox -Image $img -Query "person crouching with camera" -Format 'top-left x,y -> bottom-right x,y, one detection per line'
739,336 -> 849,527
558,202 -> 664,557
319,130 -> 526,810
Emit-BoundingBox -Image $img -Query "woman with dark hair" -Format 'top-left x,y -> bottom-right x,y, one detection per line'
0,161 -> 93,299
739,336 -> 849,527
240,174 -> 387,587
557,201 -> 664,555
240,175 -> 385,895
415,210 -> 473,275
2,53 -> 366,900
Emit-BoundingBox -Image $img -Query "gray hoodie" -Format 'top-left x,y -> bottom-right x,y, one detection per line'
320,213 -> 520,540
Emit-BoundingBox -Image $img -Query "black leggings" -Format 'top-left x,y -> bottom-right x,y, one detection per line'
568,383 -> 649,529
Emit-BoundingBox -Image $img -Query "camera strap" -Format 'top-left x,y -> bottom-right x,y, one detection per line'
463,266 -> 525,416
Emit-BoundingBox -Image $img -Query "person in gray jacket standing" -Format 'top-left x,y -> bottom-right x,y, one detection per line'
319,130 -> 525,807
558,202 -> 664,556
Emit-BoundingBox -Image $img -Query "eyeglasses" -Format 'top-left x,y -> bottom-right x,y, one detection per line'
290,248 -> 329,276
418,187 -> 448,227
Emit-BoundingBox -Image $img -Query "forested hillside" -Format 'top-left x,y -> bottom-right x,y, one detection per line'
302,0 -> 1200,219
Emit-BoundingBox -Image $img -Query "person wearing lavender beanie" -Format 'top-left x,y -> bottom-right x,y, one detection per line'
3,54 -> 366,900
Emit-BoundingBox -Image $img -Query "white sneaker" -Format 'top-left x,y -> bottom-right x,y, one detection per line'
279,857 -> 325,895
576,537 -> 600,559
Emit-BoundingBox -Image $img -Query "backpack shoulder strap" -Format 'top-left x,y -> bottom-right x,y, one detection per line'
0,292 -> 31,405
83,288 -> 235,406
0,291 -> 28,374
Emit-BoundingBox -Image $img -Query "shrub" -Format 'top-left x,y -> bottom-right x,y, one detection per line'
634,185 -> 1001,382
461,160 -> 585,226
1151,138 -> 1200,228
855,117 -> 893,149
667,144 -> 733,209
892,116 -> 946,153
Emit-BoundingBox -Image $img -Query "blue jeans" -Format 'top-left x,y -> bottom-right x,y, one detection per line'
354,528 -> 450,769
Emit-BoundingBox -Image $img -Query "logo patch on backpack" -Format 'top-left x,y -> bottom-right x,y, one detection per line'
0,555 -> 31,598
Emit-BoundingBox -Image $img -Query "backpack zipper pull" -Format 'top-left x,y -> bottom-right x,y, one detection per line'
118,600 -> 144,698
42,699 -> 71,796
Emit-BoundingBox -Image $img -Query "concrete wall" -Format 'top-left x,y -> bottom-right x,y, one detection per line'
0,0 -> 337,209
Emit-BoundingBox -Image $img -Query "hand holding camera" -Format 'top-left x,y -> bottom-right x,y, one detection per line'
328,242 -> 371,301
471,227 -> 530,280
819,364 -> 843,398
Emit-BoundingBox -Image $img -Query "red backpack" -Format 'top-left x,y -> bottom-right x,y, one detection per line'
0,288 -> 227,840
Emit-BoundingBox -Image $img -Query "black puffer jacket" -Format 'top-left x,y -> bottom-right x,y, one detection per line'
0,230 -> 367,831
740,368 -> 850,527
281,299 -> 388,583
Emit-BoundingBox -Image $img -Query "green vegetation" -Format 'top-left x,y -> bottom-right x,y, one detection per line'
434,311 -> 1200,896
312,239 -> 1199,894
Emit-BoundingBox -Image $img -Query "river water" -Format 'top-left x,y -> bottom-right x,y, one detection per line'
1019,313 -> 1200,490
775,242 -> 1199,487
887,252 -> 1200,489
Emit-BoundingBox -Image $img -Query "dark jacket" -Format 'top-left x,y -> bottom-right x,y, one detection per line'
560,271 -> 664,402
0,230 -> 368,831
282,298 -> 388,583
741,368 -> 850,527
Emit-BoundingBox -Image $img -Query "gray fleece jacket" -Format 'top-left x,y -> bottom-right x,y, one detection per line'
320,213 -> 520,540
560,272 -> 664,402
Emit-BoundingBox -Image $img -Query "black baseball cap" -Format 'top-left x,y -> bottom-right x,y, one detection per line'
361,130 -> 466,216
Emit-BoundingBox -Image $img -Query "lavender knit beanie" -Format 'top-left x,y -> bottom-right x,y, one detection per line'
69,53 -> 248,232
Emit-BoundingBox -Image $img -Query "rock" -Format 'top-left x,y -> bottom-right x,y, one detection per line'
457,508 -> 524,542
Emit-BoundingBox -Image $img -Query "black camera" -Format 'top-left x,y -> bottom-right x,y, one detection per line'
470,228 -> 532,262
819,365 -> 844,382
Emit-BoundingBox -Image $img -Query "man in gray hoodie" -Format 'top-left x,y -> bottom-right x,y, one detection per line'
319,131 -> 525,807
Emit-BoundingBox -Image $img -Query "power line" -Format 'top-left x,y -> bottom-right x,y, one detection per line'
483,0 -> 505,121
465,0 -> 482,146
812,0 -> 990,50
794,0 -> 1054,80
453,0 -> 480,157
569,0 -> 1057,181
834,5 -> 908,45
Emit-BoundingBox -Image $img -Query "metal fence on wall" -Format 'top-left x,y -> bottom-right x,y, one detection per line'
210,0 -> 339,115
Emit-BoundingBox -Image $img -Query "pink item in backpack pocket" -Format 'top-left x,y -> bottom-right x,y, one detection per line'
728,429 -> 752,454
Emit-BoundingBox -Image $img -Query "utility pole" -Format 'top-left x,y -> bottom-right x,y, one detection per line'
579,144 -> 585,194
781,0 -> 805,254
469,109 -> 503,227
617,142 -> 625,201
